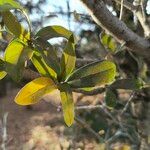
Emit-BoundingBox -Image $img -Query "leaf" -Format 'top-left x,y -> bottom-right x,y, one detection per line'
31,50 -> 57,79
0,58 -> 7,80
105,89 -> 117,109
0,0 -> 23,11
35,25 -> 76,43
35,38 -> 61,76
4,39 -> 31,81
67,60 -> 116,88
59,83 -> 74,127
1,11 -> 30,41
0,71 -> 7,80
110,78 -> 144,90
60,35 -> 76,81
15,77 -> 57,105
0,58 -> 5,70
101,32 -> 117,53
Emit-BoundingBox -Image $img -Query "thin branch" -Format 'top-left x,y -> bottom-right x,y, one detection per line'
113,0 -> 138,11
120,92 -> 135,115
78,0 -> 150,58
133,0 -> 150,37
76,104 -> 103,110
75,116 -> 104,142
1,112 -> 8,150
119,0 -> 124,20
113,0 -> 150,37
75,104 -> 119,125
72,87 -> 105,95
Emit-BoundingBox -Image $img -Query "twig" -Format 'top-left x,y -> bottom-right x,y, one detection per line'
76,104 -> 119,125
76,104 -> 103,110
112,0 -> 138,11
133,0 -> 150,37
74,116 -> 104,142
106,129 -> 136,144
119,0 -> 124,20
120,92 -> 135,115
1,112 -> 8,150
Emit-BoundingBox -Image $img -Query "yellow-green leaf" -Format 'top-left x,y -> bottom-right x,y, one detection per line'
0,71 -> 7,80
60,35 -> 76,81
31,50 -> 57,79
59,83 -> 74,127
0,0 -> 23,11
67,60 -> 116,88
2,11 -> 30,41
36,25 -> 76,43
0,58 -> 7,79
101,32 -> 117,53
4,39 -> 31,81
15,77 -> 57,105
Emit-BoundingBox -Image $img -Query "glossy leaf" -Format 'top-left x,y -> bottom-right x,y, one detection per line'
60,35 -> 76,81
35,38 -> 61,76
67,60 -> 116,81
59,83 -> 74,127
15,77 -> 56,105
105,89 -> 117,109
0,0 -> 23,11
4,39 -> 31,81
35,25 -> 76,43
67,60 -> 116,88
110,78 -> 143,90
2,11 -> 30,41
31,50 -> 57,79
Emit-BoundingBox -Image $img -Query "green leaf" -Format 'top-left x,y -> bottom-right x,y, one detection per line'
35,38 -> 61,76
4,39 -> 31,81
0,58 -> 7,80
60,35 -> 76,81
35,25 -> 76,43
0,58 -> 5,70
101,32 -> 117,53
0,71 -> 7,80
67,60 -> 116,88
105,89 -> 117,109
31,50 -> 57,79
15,77 -> 57,105
1,11 -> 30,41
110,78 -> 144,90
0,0 -> 23,11
59,83 -> 74,127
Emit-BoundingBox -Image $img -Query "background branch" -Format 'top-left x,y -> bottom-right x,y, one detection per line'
133,0 -> 150,37
78,0 -> 150,58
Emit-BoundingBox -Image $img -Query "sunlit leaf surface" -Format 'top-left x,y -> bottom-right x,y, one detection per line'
15,77 -> 57,105
4,39 -> 31,81
59,83 -> 74,127
67,60 -> 116,88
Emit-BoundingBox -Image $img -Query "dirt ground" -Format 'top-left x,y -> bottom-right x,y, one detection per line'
0,88 -> 103,150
